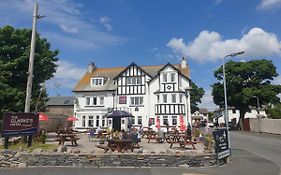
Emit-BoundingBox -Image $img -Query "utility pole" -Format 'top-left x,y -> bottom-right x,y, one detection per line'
24,2 -> 45,147
24,2 -> 38,113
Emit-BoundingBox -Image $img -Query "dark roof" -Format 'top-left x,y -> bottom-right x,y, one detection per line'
46,96 -> 75,106
199,108 -> 208,114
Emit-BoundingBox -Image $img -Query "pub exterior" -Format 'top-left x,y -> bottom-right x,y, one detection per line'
73,58 -> 192,131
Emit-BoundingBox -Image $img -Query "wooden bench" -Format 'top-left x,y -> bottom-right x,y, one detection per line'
147,135 -> 165,143
55,136 -> 80,146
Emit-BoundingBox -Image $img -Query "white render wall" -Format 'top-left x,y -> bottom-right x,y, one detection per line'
215,109 -> 267,125
73,64 -> 191,130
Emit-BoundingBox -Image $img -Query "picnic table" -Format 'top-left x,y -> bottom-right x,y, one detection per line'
96,139 -> 140,152
166,134 -> 197,149
146,131 -> 165,143
55,133 -> 80,146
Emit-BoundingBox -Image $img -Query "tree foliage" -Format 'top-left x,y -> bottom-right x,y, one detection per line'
0,26 -> 59,118
266,103 -> 281,119
212,59 -> 281,129
190,81 -> 205,113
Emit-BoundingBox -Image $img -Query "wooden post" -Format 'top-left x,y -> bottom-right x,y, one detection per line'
27,135 -> 32,147
4,137 -> 9,149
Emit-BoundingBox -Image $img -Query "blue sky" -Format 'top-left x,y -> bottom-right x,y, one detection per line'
1,0 -> 281,111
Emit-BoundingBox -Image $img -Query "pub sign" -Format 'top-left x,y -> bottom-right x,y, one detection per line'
213,128 -> 231,159
2,113 -> 39,137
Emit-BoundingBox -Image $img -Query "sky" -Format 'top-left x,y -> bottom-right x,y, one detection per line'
1,0 -> 281,111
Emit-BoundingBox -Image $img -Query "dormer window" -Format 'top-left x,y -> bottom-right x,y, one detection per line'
171,73 -> 175,82
91,77 -> 104,86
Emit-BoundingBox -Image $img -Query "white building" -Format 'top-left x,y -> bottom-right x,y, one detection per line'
214,107 -> 267,125
191,108 -> 209,124
73,58 -> 192,131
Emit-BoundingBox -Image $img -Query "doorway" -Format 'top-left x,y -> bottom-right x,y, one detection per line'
112,117 -> 121,131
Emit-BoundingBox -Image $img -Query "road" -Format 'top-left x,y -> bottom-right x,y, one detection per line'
230,131 -> 281,174
0,131 -> 280,175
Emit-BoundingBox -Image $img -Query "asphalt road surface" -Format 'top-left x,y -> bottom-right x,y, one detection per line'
0,131 -> 280,175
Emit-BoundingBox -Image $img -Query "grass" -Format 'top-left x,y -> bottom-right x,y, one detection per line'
1,141 -> 58,152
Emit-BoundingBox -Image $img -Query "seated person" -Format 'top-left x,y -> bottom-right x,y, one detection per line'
156,129 -> 165,143
119,129 -> 129,140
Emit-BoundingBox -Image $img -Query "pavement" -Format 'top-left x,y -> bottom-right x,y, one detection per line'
46,132 -> 205,154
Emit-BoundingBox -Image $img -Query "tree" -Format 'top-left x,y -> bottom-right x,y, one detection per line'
266,103 -> 281,119
190,81 -> 205,113
0,26 -> 59,118
212,59 -> 281,130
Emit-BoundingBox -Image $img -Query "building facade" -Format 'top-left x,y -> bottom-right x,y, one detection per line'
214,107 -> 267,125
73,58 -> 192,131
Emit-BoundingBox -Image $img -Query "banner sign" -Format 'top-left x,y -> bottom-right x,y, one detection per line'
2,113 -> 39,137
213,129 -> 231,159
119,96 -> 127,104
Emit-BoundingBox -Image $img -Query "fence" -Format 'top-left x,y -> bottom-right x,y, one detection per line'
249,118 -> 281,135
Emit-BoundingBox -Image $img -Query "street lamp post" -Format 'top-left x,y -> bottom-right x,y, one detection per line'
222,51 -> 244,150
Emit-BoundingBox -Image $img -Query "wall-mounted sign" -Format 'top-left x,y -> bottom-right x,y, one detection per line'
119,96 -> 127,104
213,129 -> 230,159
2,113 -> 39,137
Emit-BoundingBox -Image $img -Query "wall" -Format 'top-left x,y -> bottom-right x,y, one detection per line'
249,118 -> 281,135
46,106 -> 74,116
0,151 -> 216,168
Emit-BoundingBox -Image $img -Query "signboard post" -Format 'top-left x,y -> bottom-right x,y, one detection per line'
2,113 -> 39,149
213,128 -> 231,163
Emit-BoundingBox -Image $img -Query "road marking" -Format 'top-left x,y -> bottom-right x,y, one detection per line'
182,174 -> 207,175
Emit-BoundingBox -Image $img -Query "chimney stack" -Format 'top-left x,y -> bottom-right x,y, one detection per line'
181,57 -> 187,69
88,62 -> 96,73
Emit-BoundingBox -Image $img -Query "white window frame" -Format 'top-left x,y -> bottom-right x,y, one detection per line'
127,77 -> 142,85
88,116 -> 94,127
130,97 -> 143,106
171,73 -> 175,82
93,97 -> 97,105
163,74 -> 168,82
86,97 -> 90,106
163,94 -> 167,103
100,97 -> 104,105
180,94 -> 183,103
91,78 -> 103,86
172,94 -> 176,103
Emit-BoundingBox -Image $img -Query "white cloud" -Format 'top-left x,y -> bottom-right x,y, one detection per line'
100,16 -> 112,31
258,0 -> 281,10
167,28 -> 281,63
0,0 -> 124,50
59,24 -> 78,34
273,75 -> 281,85
215,0 -> 223,4
198,89 -> 219,111
46,60 -> 85,90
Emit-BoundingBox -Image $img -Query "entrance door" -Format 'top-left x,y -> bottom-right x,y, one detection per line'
112,117 -> 121,131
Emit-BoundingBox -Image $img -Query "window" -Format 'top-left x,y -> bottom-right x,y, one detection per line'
86,97 -> 90,106
88,116 -> 94,127
172,94 -> 176,103
232,109 -> 236,114
157,95 -> 160,103
100,97 -> 104,105
180,94 -> 183,103
130,97 -> 143,105
163,116 -> 168,125
137,116 -> 142,125
122,119 -> 125,124
163,94 -> 167,103
91,78 -> 103,86
131,117 -> 135,125
171,73 -> 175,82
108,119 -> 112,125
163,74 -> 167,82
93,97 -> 97,105
172,116 -> 177,125
127,77 -> 142,85
102,116 -> 106,126
82,116 -> 86,127
96,115 -> 100,127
